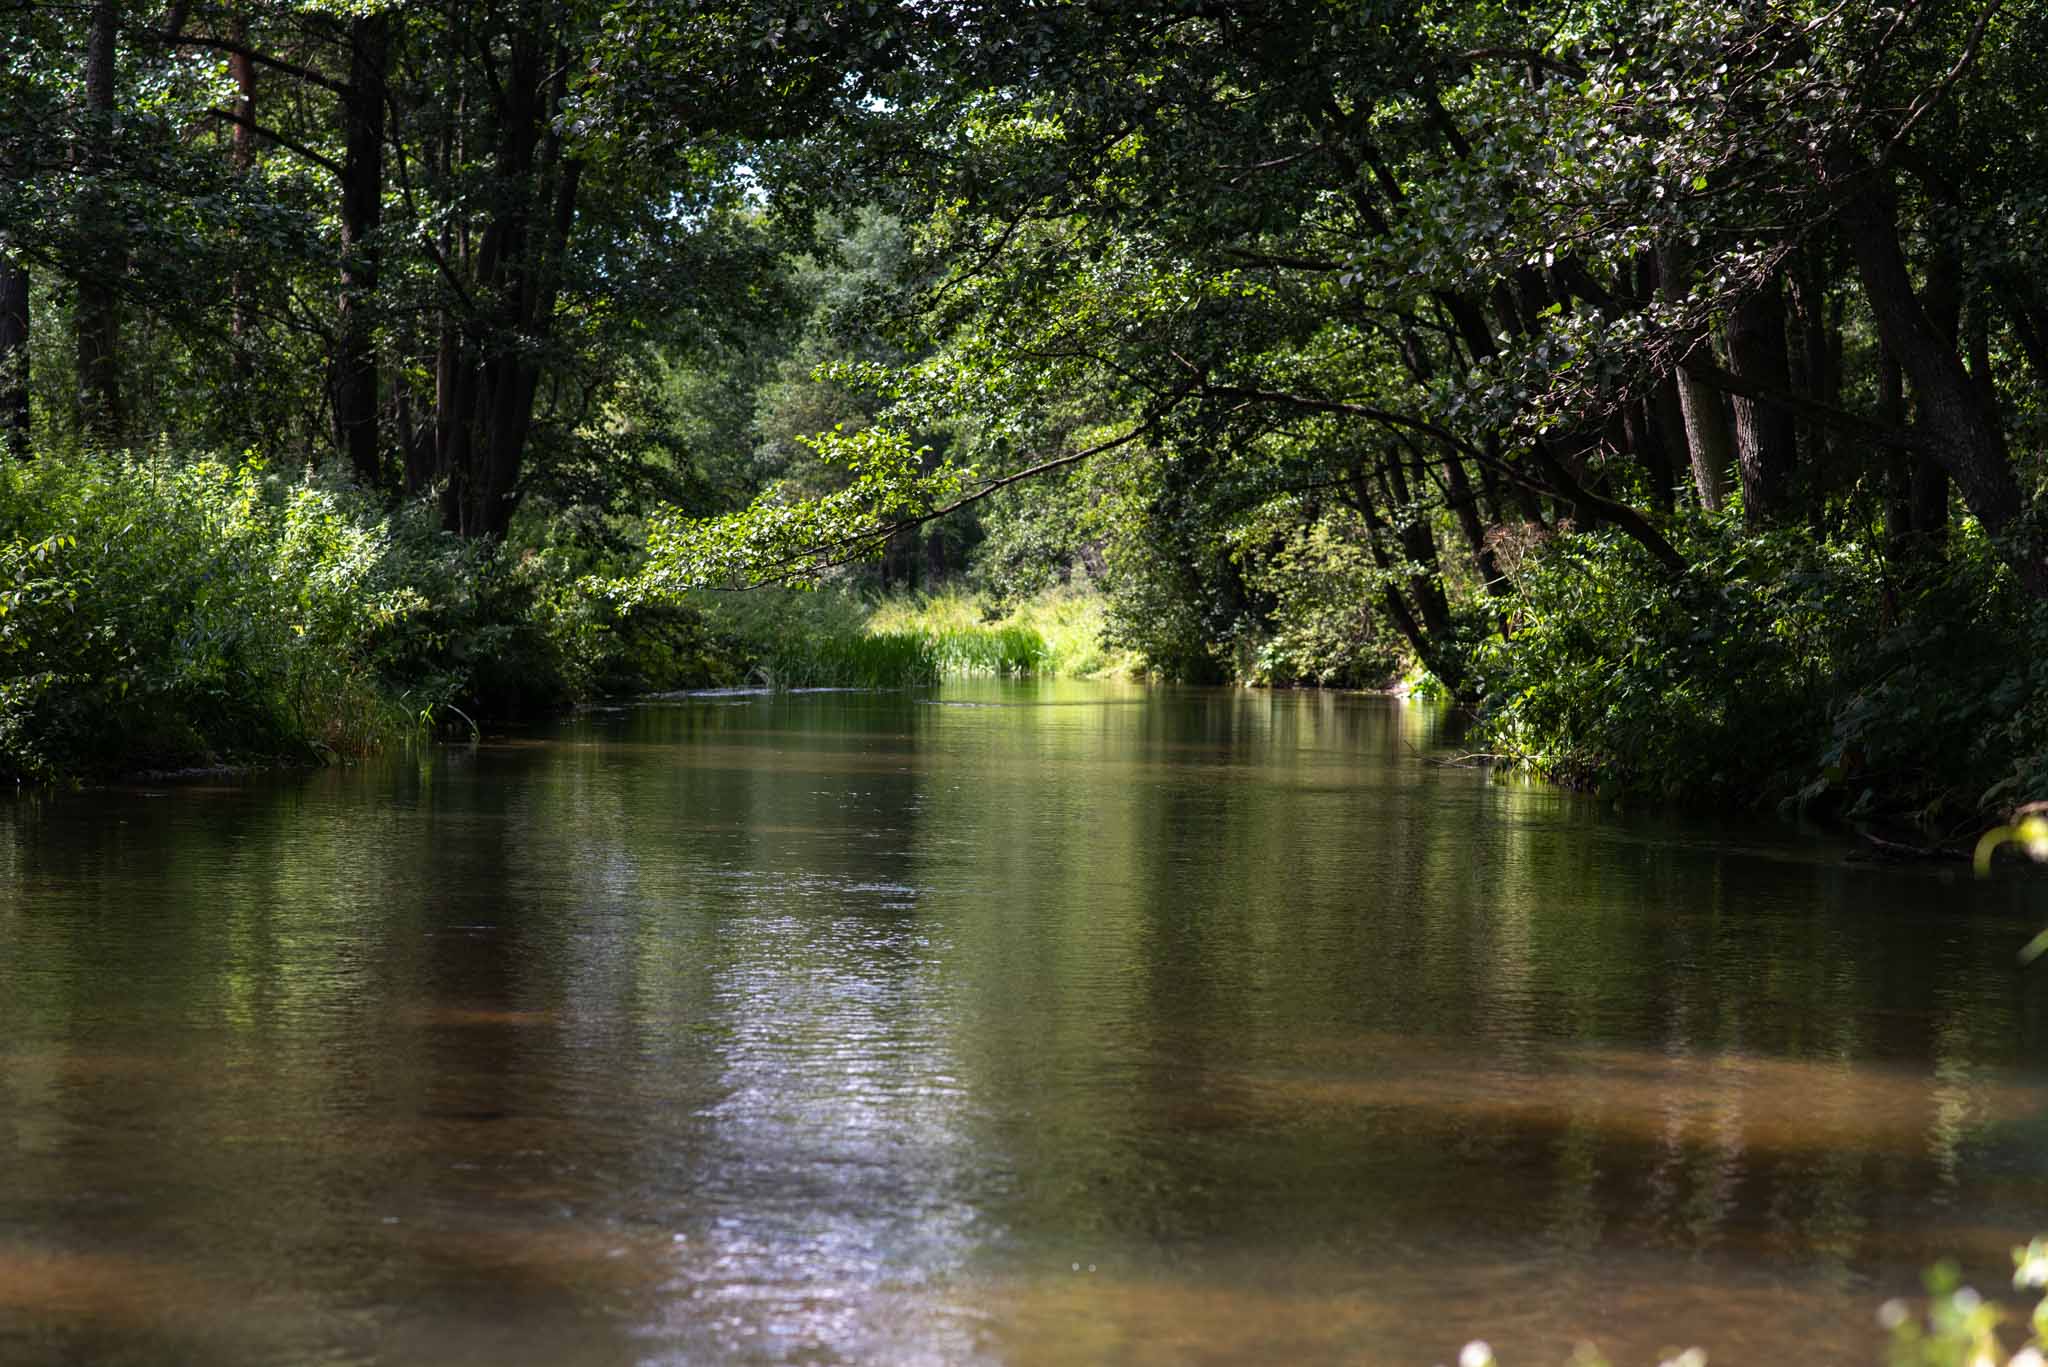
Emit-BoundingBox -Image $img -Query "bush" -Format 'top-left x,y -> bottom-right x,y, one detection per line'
0,451 -> 422,779
1233,508 -> 1411,689
0,447 -> 655,781
1470,517 -> 2048,817
1470,521 -> 1854,802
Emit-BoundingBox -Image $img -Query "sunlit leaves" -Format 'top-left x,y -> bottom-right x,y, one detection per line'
628,423 -> 964,591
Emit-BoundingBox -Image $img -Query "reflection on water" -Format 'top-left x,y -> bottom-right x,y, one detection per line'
3,682 -> 2047,1365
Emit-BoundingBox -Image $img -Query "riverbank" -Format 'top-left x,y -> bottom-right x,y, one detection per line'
0,450 -> 1141,783
10,450 -> 2047,832
1460,520 -> 2048,829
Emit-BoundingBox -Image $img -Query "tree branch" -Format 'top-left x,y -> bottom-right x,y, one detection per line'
730,406 -> 1181,590
1884,0 -> 2006,163
204,108 -> 342,176
1197,383 -> 1479,456
146,30 -> 351,97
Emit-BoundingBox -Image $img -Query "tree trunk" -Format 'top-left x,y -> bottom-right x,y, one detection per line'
1656,242 -> 1731,513
335,13 -> 388,487
1725,272 -> 1799,525
1833,155 -> 2045,595
1441,446 -> 1509,597
1349,467 -> 1469,700
75,0 -> 123,447
1786,244 -> 1836,491
1380,453 -> 1455,644
1646,376 -> 1692,509
1622,397 -> 1675,514
0,252 -> 27,458
1880,343 -> 1913,559
1995,272 -> 2048,391
429,23 -> 583,539
1910,449 -> 1951,548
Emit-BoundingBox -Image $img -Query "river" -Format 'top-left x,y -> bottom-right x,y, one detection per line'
3,682 -> 2045,1365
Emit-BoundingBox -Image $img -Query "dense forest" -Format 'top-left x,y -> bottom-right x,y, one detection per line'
3,0 -> 2046,826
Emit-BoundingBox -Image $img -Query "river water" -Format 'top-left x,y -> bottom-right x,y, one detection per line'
3,682 -> 2046,1365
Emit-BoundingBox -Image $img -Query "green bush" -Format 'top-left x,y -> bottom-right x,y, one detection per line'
1470,518 -> 2048,817
1470,522 -> 1853,802
0,451 -> 420,779
0,447 -> 658,781
1233,508 -> 1411,689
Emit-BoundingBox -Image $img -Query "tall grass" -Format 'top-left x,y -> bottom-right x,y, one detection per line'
685,590 -> 939,689
759,628 -> 940,689
675,586 -> 1135,690
864,588 -> 1140,679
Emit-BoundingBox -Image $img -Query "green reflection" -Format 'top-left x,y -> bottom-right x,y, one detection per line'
2,684 -> 2046,1366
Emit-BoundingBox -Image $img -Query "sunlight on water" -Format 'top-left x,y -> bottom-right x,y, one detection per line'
2,683 -> 2045,1364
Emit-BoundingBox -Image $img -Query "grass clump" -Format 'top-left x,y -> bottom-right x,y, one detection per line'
865,588 -> 1140,679
678,589 -> 939,689
626,585 -> 1136,692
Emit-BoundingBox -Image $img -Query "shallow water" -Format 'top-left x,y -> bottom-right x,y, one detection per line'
3,682 -> 2046,1365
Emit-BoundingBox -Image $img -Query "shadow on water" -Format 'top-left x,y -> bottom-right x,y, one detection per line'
3,681 -> 2047,1364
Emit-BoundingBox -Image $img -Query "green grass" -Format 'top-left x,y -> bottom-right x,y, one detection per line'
674,585 -> 1140,691
864,588 -> 1141,679
682,589 -> 936,689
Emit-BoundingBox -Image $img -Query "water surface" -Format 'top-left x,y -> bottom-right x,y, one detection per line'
4,683 -> 2047,1364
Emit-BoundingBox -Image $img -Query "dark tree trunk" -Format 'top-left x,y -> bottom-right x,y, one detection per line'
0,252 -> 27,458
1474,446 -> 1516,527
1910,450 -> 1951,548
1880,343 -> 1913,559
1996,273 -> 2048,391
1647,376 -> 1692,510
1380,453 -> 1455,644
1348,466 -> 1469,700
1440,446 -> 1509,597
335,13 -> 388,487
1786,244 -> 1837,489
75,0 -> 123,447
430,23 -> 582,539
1634,252 -> 1690,512
1622,397 -> 1675,514
1833,156 -> 2044,594
1725,272 -> 1799,525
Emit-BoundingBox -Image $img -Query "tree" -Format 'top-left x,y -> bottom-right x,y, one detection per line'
629,0 -> 2048,701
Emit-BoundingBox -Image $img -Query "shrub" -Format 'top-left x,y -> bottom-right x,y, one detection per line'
1471,520 -> 1869,804
0,451 -> 419,779
0,447 -> 638,780
1470,517 -> 2048,817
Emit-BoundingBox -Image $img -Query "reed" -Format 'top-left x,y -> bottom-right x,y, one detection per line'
865,588 -> 1141,679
